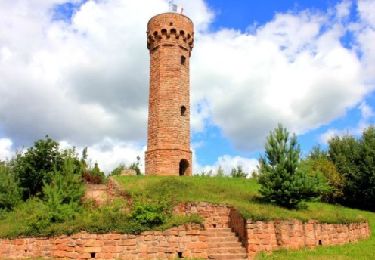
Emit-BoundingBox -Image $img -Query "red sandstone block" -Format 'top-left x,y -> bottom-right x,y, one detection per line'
84,239 -> 103,247
118,239 -> 136,246
83,246 -> 101,253
103,240 -> 117,246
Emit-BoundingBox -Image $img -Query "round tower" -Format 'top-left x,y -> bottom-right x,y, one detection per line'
145,12 -> 194,176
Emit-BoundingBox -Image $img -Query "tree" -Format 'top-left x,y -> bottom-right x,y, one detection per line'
328,126 -> 375,209
308,145 -> 328,160
300,157 -> 343,203
12,136 -> 66,199
0,162 -> 22,210
43,154 -> 85,223
230,166 -> 247,178
258,124 -> 323,209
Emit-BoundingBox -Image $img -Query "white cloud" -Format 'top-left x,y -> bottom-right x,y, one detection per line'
0,138 -> 13,161
61,138 -> 145,173
192,7 -> 367,150
194,154 -> 258,176
0,0 -> 374,168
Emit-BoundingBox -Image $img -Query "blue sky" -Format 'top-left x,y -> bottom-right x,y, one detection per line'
195,0 -> 375,166
0,0 -> 374,173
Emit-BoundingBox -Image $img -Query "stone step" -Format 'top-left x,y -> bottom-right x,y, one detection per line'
208,254 -> 248,259
209,241 -> 244,248
208,247 -> 247,254
208,236 -> 241,243
206,230 -> 236,237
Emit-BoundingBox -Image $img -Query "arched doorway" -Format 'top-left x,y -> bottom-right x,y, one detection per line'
179,159 -> 189,176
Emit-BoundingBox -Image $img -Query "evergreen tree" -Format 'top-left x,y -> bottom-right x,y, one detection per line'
258,124 -> 322,208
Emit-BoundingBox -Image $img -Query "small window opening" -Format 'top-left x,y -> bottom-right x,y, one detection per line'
180,106 -> 186,116
181,55 -> 186,65
213,224 -> 217,228
177,252 -> 183,258
169,22 -> 173,26
91,252 -> 96,258
318,240 -> 322,246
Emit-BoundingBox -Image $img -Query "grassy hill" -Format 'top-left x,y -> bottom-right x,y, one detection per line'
114,176 -> 367,223
0,175 -> 373,259
116,176 -> 375,260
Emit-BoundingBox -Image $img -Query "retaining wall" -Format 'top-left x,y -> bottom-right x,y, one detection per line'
0,202 -> 370,259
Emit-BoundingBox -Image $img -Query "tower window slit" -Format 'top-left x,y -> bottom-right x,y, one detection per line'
181,55 -> 186,65
181,106 -> 186,116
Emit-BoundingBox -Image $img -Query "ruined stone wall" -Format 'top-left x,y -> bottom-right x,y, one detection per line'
0,203 -> 370,260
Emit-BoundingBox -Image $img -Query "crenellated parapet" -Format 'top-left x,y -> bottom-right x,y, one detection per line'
147,13 -> 194,53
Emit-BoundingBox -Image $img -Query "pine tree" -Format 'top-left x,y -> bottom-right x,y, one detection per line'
258,124 -> 322,208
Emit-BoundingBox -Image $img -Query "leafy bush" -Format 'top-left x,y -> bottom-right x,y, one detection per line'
12,136 -> 70,199
301,157 -> 344,203
258,124 -> 324,209
130,200 -> 169,228
0,162 -> 21,211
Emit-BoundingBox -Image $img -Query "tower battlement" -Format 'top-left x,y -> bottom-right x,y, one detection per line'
145,12 -> 194,176
147,13 -> 194,51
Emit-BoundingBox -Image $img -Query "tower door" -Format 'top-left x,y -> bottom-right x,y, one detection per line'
179,159 -> 189,176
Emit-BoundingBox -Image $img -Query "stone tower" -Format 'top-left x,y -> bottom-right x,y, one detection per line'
145,12 -> 194,176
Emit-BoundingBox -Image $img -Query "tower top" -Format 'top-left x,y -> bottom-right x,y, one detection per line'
147,12 -> 194,52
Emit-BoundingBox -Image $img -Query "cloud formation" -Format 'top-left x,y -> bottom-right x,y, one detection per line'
0,0 -> 374,171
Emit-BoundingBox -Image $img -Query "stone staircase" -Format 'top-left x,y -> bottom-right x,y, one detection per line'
206,227 -> 248,259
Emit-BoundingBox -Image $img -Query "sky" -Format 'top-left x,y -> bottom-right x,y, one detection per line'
0,0 -> 374,174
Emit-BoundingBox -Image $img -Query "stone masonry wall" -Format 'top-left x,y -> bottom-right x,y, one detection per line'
0,224 -> 207,260
242,219 -> 370,258
0,202 -> 371,259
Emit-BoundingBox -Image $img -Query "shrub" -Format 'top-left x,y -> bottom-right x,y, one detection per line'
82,163 -> 105,184
12,136 -> 68,199
130,200 -> 169,228
0,162 -> 22,211
258,124 -> 324,209
43,155 -> 85,223
300,158 -> 341,203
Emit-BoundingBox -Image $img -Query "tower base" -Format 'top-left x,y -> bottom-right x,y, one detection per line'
145,149 -> 192,176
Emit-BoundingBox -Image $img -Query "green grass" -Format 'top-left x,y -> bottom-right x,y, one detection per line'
114,176 -> 367,223
0,175 -> 371,245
